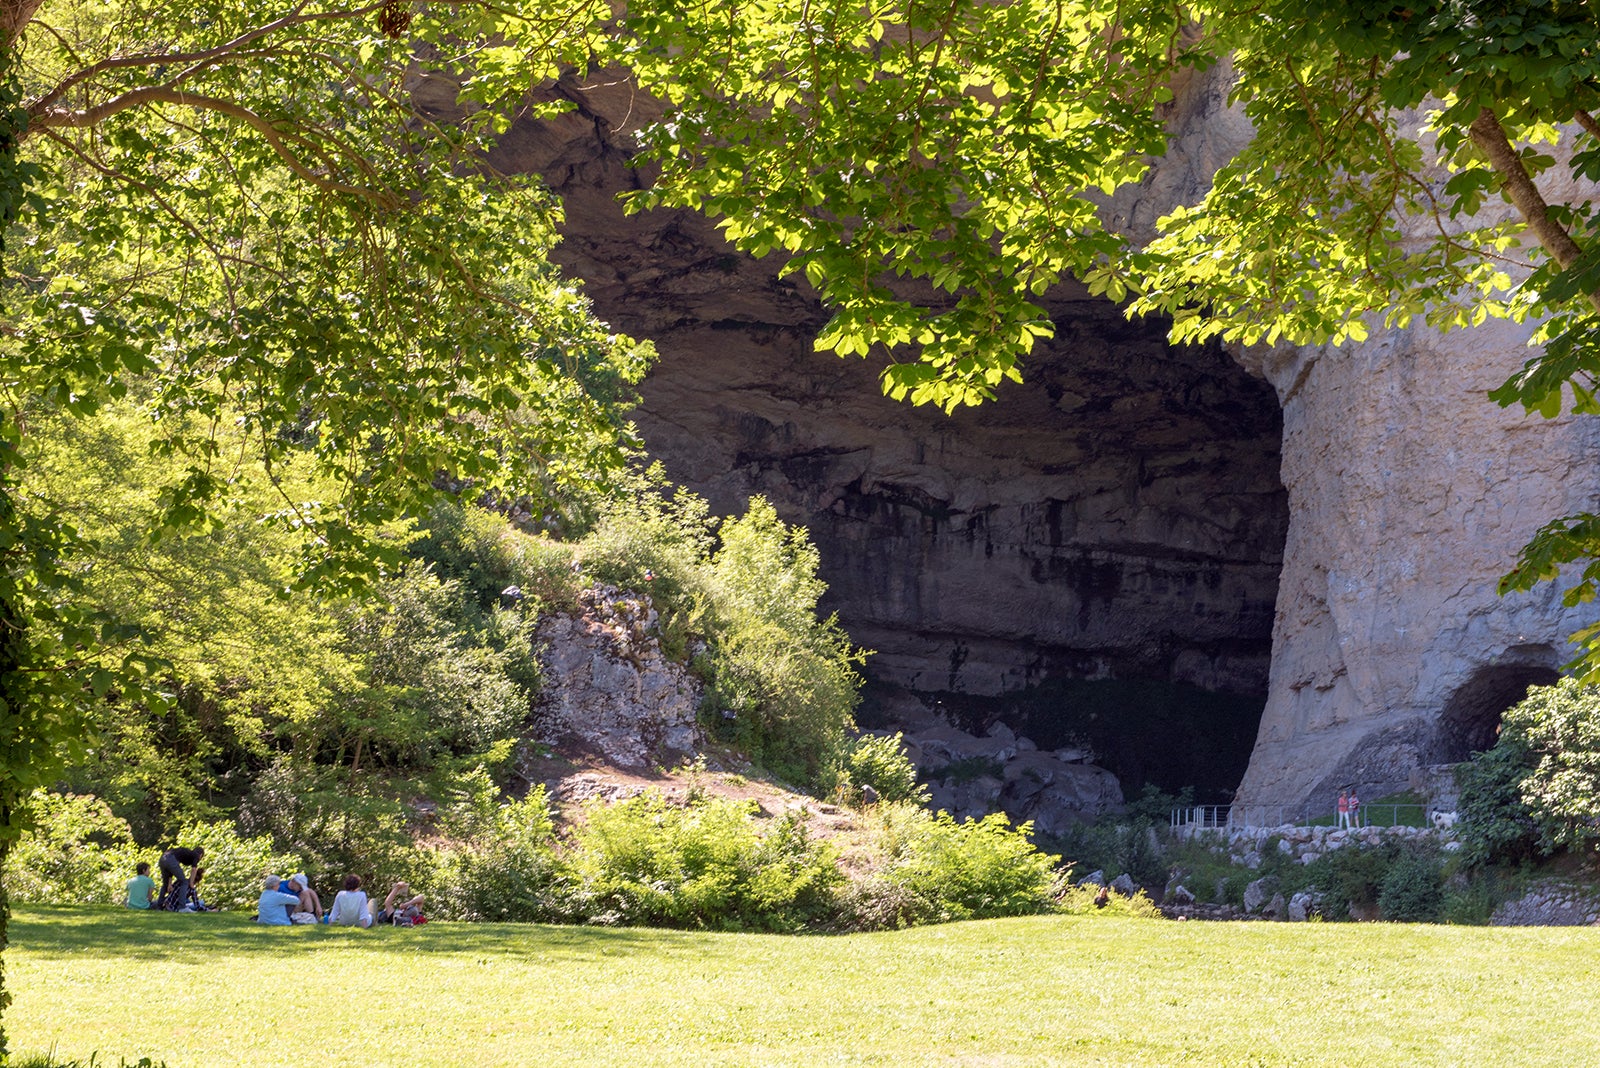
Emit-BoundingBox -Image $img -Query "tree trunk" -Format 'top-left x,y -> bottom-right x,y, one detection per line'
1468,107 -> 1600,315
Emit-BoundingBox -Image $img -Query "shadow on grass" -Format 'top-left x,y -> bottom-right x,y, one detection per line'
12,906 -> 731,965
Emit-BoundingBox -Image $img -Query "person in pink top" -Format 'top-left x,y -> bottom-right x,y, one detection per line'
1337,790 -> 1351,829
1348,789 -> 1361,829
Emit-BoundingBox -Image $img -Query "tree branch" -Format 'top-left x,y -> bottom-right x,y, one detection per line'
1576,108 -> 1600,142
25,2 -> 390,115
32,86 -> 390,203
1468,106 -> 1599,314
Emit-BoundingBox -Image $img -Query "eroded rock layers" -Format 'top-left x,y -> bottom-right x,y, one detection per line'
484,79 -> 1289,801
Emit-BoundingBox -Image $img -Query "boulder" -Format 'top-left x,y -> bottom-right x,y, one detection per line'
1243,876 -> 1280,914
1287,891 -> 1319,922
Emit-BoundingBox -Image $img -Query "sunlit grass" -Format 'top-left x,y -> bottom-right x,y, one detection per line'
10,905 -> 1599,1066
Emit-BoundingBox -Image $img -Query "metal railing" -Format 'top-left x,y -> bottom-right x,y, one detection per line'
1171,804 -> 1438,831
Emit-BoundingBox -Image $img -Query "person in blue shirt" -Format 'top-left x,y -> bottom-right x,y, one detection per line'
125,862 -> 155,909
256,873 -> 302,926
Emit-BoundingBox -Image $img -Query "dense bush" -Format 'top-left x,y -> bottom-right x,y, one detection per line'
4,792 -> 297,912
429,788 -> 571,923
702,500 -> 865,787
865,803 -> 1061,924
1051,812 -> 1171,891
1377,852 -> 1444,922
411,499 -> 580,613
838,732 -> 930,805
567,791 -> 843,931
1454,679 -> 1600,867
4,792 -> 140,905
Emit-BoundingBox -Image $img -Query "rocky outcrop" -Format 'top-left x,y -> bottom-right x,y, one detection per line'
533,585 -> 703,769
1229,320 -> 1599,806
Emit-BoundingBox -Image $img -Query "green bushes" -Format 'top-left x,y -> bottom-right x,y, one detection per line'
701,500 -> 865,787
429,788 -> 570,924
838,732 -> 929,805
2,793 -> 295,912
845,803 -> 1062,927
4,793 -> 140,906
568,793 -> 842,931
13,783 -> 1119,933
1458,679 -> 1600,865
1377,852 -> 1445,922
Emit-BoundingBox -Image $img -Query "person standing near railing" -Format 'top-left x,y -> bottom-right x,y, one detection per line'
1337,790 -> 1351,829
1349,789 -> 1361,829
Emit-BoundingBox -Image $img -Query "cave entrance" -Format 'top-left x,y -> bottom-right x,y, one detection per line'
1434,654 -> 1561,763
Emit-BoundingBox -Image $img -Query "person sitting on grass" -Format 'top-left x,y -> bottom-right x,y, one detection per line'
375,881 -> 425,926
287,873 -> 323,924
327,874 -> 372,928
125,862 -> 155,910
256,873 -> 302,926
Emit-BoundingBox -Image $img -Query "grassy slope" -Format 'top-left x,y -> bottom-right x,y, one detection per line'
10,906 -> 1597,1066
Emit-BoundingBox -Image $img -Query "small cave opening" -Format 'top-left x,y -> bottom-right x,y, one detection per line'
1433,655 -> 1561,763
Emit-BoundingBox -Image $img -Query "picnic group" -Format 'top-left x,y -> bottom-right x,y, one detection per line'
125,845 -> 427,928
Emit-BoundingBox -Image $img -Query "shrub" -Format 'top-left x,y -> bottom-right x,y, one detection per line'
1377,851 -> 1444,922
701,500 -> 866,787
838,732 -> 930,805
1056,883 -> 1162,918
1454,679 -> 1600,866
430,787 -> 573,923
1050,810 -> 1170,890
1440,872 -> 1502,925
4,791 -> 141,905
1305,841 -> 1400,919
870,803 -> 1060,923
1501,679 -> 1600,857
567,791 -> 842,931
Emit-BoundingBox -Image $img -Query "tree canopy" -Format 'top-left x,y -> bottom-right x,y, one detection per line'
0,0 -> 1598,1051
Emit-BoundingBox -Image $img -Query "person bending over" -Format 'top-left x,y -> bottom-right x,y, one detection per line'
157,846 -> 204,911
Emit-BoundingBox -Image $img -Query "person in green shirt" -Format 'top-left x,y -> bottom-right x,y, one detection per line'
126,862 -> 156,910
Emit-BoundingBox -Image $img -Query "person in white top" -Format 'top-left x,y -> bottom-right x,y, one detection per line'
327,874 -> 373,928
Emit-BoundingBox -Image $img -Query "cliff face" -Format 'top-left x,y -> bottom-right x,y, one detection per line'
459,66 -> 1600,810
1230,324 -> 1599,806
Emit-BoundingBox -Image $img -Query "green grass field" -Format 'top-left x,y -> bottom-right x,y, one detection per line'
9,906 -> 1597,1066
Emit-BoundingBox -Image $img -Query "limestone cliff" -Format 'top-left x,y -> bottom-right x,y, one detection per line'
445,65 -> 1600,811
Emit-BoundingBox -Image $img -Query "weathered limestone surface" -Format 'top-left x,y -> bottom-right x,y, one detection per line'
457,64 -> 1600,809
1119,65 -> 1600,806
534,585 -> 703,769
1230,323 -> 1600,805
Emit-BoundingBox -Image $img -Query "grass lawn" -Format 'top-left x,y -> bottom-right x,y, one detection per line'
9,906 -> 1597,1066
